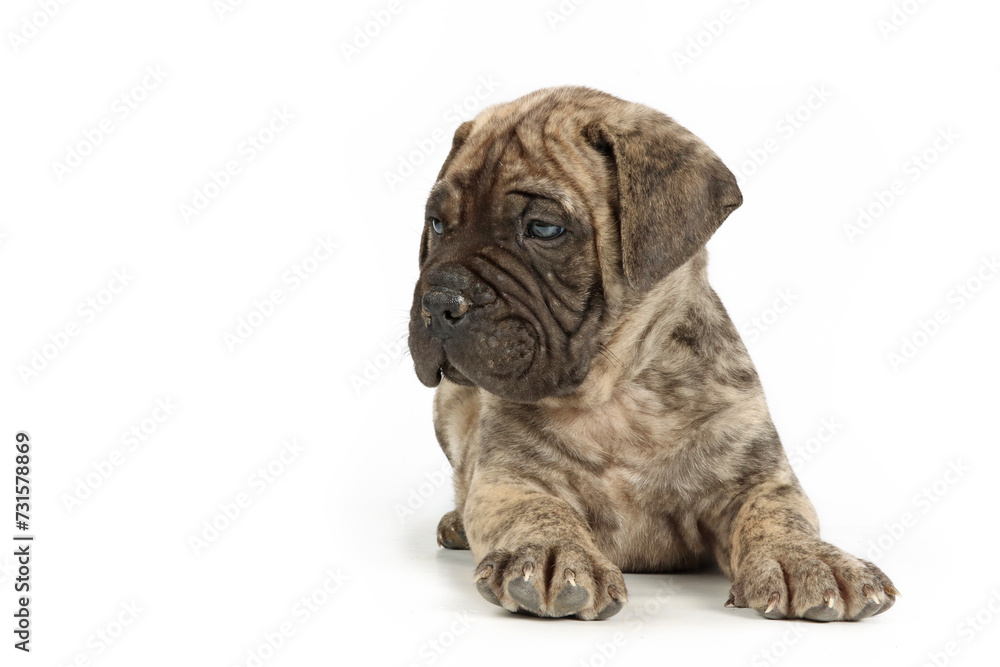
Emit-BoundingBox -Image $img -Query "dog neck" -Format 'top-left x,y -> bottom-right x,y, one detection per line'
542,249 -> 716,410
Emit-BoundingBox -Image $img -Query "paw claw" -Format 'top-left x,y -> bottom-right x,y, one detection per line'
757,592 -> 785,619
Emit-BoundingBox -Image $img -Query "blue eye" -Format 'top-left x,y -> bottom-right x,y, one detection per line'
526,220 -> 564,239
429,217 -> 444,235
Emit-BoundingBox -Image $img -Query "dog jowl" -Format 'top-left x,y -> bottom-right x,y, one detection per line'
407,86 -> 897,621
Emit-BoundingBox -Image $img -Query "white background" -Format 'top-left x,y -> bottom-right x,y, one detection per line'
1,0 -> 999,665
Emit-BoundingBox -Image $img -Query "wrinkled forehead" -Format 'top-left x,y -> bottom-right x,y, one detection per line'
428,106 -> 609,224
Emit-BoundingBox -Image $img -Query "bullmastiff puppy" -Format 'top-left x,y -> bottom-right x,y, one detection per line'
407,86 -> 897,621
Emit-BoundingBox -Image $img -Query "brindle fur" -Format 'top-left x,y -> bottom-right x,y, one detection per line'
409,87 -> 897,621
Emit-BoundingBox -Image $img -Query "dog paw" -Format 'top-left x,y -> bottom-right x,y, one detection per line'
436,510 -> 470,550
473,543 -> 627,620
727,540 -> 898,621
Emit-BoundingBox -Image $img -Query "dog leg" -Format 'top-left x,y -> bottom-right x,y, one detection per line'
463,482 -> 627,620
726,481 -> 898,621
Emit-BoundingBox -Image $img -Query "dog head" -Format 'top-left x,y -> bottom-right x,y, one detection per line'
407,86 -> 741,402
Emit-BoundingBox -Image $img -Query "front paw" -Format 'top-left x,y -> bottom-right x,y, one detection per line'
473,543 -> 627,620
728,540 -> 898,621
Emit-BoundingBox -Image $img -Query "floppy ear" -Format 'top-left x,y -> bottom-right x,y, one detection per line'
419,121 -> 475,266
586,110 -> 742,291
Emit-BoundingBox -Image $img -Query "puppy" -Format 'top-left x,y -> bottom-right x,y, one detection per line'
407,86 -> 897,621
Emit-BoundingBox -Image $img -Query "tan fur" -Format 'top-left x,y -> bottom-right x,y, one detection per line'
412,87 -> 897,621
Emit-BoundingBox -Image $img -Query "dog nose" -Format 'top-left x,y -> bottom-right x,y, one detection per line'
421,288 -> 470,338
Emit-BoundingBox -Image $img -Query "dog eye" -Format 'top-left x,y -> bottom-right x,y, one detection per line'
429,217 -> 444,235
526,220 -> 564,239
